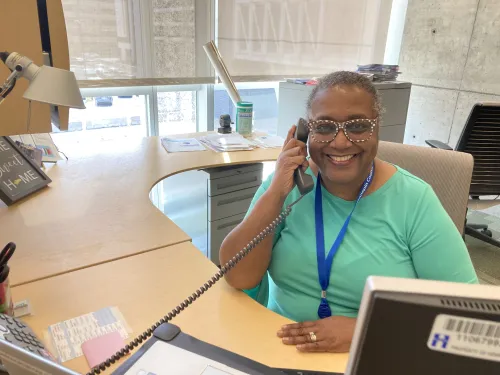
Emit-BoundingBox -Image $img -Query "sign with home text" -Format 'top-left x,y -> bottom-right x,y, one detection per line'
0,136 -> 51,206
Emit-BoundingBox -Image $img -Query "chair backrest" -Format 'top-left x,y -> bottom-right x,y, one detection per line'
377,141 -> 473,234
456,102 -> 500,196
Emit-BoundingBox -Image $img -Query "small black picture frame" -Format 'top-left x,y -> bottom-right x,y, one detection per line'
0,136 -> 52,206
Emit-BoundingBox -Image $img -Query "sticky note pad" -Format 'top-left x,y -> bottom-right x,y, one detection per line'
81,331 -> 125,368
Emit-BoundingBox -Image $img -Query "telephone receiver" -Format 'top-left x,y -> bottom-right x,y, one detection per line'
88,120 -> 315,375
293,118 -> 315,195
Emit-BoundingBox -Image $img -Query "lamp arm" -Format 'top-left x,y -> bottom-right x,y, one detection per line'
0,51 -> 37,106
0,67 -> 22,106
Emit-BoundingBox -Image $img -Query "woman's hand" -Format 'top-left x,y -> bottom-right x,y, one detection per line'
269,125 -> 308,199
277,316 -> 356,353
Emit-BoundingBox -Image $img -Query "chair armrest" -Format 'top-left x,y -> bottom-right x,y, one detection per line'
425,140 -> 453,150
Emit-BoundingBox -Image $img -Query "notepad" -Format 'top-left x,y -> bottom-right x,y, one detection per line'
82,331 -> 125,368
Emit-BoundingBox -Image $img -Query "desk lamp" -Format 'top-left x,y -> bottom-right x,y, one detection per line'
0,51 -> 85,109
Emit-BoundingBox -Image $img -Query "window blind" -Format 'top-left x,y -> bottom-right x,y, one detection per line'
61,0 -> 211,83
217,0 -> 394,78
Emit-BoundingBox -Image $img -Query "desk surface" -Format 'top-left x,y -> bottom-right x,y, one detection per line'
12,242 -> 349,374
0,136 -> 281,286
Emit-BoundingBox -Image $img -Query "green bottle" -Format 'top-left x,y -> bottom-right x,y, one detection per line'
235,101 -> 253,136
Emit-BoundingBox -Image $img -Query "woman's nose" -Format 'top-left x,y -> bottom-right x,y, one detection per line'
330,129 -> 353,149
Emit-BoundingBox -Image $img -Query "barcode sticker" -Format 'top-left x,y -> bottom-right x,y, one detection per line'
427,314 -> 500,362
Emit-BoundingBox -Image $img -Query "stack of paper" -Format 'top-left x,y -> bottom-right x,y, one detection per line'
161,137 -> 206,153
252,135 -> 285,149
356,64 -> 400,81
199,133 -> 255,152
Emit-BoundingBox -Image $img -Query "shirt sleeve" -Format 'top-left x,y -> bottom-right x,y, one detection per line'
244,171 -> 285,247
407,185 -> 478,284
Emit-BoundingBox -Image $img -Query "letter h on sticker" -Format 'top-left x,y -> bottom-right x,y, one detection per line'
431,334 -> 450,349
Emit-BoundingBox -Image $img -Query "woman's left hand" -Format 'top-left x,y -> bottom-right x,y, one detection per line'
277,316 -> 356,352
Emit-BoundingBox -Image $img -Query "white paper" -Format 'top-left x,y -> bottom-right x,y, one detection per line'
427,314 -> 500,363
199,133 -> 255,152
161,137 -> 206,153
252,135 -> 284,148
125,341 -> 250,375
47,306 -> 130,363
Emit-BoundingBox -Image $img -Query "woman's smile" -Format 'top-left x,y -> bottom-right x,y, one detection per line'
325,153 -> 359,166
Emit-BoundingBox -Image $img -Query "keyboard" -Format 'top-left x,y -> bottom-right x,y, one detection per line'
0,314 -> 55,361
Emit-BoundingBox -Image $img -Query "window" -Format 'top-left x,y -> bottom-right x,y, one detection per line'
214,82 -> 280,135
51,94 -> 148,157
62,0 -> 200,80
158,90 -> 197,136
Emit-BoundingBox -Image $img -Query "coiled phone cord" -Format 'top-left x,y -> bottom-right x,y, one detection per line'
87,195 -> 305,375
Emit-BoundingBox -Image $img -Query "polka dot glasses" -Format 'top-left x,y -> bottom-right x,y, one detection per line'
307,118 -> 377,143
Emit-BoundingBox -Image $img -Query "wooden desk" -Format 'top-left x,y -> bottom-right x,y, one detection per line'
0,136 -> 281,286
12,242 -> 349,374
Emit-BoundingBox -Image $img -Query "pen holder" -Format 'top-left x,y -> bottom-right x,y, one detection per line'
0,266 -> 13,316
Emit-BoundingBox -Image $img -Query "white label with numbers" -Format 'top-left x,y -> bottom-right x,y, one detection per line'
427,314 -> 500,362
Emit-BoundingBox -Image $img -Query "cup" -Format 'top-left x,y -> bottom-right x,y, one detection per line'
0,266 -> 14,316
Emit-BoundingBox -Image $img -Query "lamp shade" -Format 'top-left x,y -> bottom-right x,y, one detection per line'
23,66 -> 85,109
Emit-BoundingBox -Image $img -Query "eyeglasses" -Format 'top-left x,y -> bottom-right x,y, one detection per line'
308,118 -> 377,144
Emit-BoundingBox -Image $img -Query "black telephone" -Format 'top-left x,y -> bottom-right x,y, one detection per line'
294,118 -> 315,195
86,119 -> 315,374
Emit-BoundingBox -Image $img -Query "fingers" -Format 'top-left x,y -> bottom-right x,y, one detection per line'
277,321 -> 317,339
297,341 -> 327,352
301,159 -> 309,171
283,125 -> 296,148
281,145 -> 307,159
280,321 -> 317,332
282,125 -> 307,152
278,322 -> 322,347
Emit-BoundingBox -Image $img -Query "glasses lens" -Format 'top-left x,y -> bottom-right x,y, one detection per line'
310,120 -> 337,142
345,120 -> 373,141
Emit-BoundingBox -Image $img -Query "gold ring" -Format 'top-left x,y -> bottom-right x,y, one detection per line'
309,332 -> 317,342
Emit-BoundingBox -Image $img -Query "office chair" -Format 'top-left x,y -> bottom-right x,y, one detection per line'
426,102 -> 500,248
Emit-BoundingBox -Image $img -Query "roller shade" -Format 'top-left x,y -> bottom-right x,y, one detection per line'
61,0 -> 211,82
217,0 -> 393,77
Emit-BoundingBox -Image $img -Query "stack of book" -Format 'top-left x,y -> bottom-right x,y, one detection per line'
356,64 -> 400,81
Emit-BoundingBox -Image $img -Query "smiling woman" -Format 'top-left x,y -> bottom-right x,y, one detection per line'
219,71 -> 478,355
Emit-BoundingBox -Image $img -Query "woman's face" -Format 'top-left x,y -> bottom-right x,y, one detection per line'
308,85 -> 379,185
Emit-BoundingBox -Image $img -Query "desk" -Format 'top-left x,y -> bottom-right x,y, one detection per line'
12,242 -> 349,374
0,137 -> 281,286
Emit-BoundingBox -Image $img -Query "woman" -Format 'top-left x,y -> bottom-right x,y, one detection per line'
219,71 -> 478,353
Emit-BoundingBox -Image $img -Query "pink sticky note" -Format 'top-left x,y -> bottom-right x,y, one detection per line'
81,331 -> 125,368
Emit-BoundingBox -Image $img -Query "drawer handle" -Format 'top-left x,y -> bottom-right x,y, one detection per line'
218,193 -> 255,206
217,176 -> 258,190
217,219 -> 243,230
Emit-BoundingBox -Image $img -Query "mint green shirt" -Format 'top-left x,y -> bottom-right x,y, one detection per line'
244,166 -> 478,322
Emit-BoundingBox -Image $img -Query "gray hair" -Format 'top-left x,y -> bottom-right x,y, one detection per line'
306,71 -> 383,118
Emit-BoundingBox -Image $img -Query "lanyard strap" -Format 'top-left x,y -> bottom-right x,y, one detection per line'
314,162 -> 374,318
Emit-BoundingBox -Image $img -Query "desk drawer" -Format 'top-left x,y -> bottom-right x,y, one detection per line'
208,169 -> 263,196
208,186 -> 258,221
208,213 -> 245,264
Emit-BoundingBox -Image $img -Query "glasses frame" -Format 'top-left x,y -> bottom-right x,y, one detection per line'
307,118 -> 378,144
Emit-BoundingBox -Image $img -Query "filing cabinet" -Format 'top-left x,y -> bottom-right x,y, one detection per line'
204,163 -> 264,265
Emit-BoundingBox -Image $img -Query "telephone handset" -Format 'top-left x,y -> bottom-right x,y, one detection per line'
293,118 -> 314,195
87,120 -> 315,375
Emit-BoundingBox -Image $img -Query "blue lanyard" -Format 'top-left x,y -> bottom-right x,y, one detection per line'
314,162 -> 374,319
